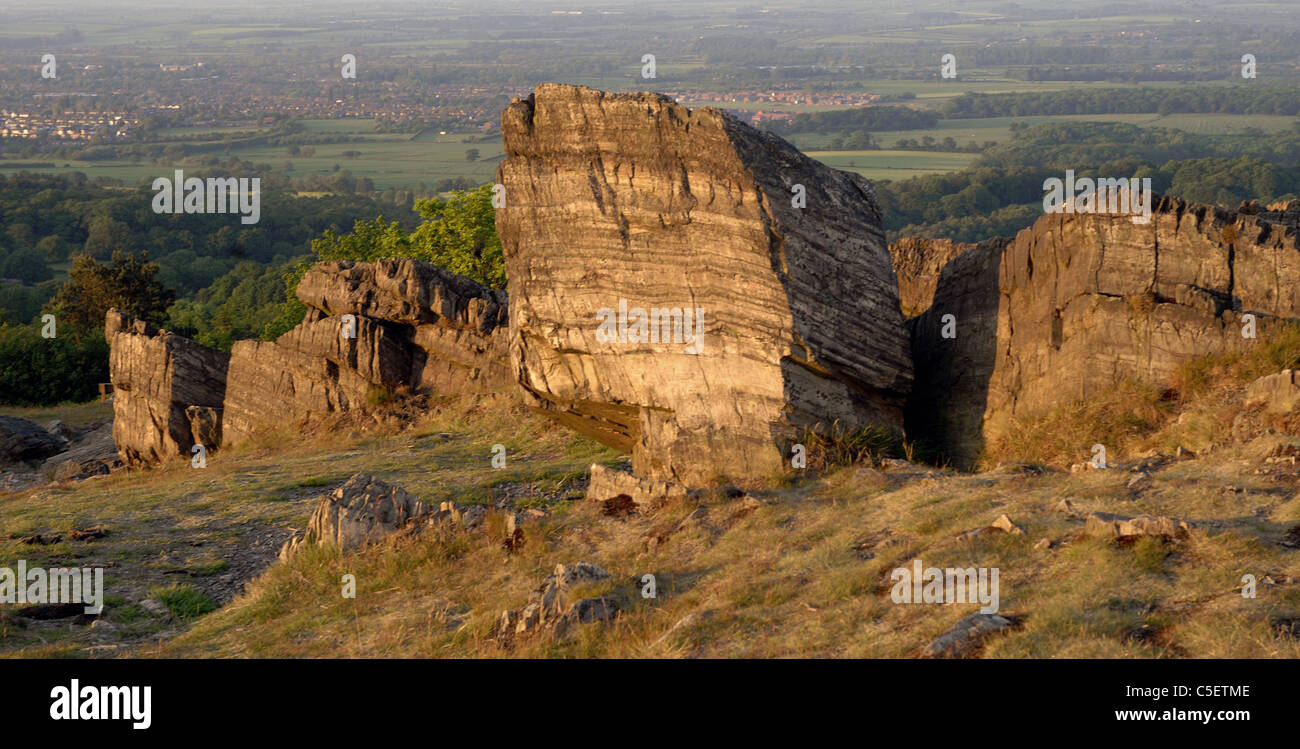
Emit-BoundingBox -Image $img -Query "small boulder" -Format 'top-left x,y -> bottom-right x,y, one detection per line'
1245,370 -> 1300,414
586,464 -> 698,509
923,613 -> 1015,658
0,416 -> 68,463
1085,512 -> 1192,540
279,474 -> 428,558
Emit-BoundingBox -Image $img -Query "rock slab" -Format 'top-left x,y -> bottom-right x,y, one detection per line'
497,84 -> 912,485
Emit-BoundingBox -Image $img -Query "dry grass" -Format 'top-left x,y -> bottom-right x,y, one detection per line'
985,321 -> 1300,469
3,350 -> 1300,658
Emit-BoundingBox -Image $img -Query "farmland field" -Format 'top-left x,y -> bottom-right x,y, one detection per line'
806,149 -> 979,180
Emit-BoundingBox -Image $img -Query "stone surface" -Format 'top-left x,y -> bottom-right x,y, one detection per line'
106,309 -> 229,465
496,84 -> 913,486
278,474 -> 429,558
923,613 -> 1014,658
1245,370 -> 1300,415
223,260 -> 510,446
221,327 -> 389,446
586,463 -> 698,508
904,197 -> 1300,469
890,237 -> 979,318
42,422 -> 117,481
1085,512 -> 1193,540
298,258 -> 511,394
0,416 -> 67,464
503,561 -> 615,638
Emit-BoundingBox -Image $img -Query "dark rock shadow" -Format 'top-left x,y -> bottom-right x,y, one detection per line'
904,238 -> 1006,471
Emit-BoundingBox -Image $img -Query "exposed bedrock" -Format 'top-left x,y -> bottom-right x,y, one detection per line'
107,259 -> 511,461
896,197 -> 1300,469
106,309 -> 230,465
496,84 -> 913,486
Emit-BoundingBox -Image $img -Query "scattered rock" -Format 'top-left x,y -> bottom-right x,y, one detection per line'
438,501 -> 486,530
0,415 -> 68,463
1085,513 -> 1192,540
560,597 -> 619,626
959,514 -> 1023,540
67,525 -> 109,541
1126,472 -> 1152,492
89,619 -> 118,636
923,613 -> 1016,658
500,561 -> 617,640
1245,370 -> 1300,415
991,514 -> 1024,535
279,473 -> 429,558
586,464 -> 698,510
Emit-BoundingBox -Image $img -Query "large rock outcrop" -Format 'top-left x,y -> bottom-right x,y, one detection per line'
496,84 -> 912,486
223,259 -> 510,446
903,197 -> 1300,468
107,260 -> 510,461
106,309 -> 229,465
297,259 -> 511,394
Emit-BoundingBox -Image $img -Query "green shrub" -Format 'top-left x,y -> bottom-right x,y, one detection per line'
0,324 -> 109,406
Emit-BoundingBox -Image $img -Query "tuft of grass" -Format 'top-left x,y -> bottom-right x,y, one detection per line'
149,584 -> 218,620
800,422 -> 904,470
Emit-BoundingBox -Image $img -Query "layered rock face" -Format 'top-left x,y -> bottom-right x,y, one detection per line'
496,84 -> 913,485
223,259 -> 510,445
904,197 -> 1300,468
107,260 -> 510,461
106,309 -> 229,465
891,237 -> 978,318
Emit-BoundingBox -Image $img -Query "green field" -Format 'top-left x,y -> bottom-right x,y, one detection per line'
788,111 -> 1300,151
5,100 -> 1295,192
807,149 -> 979,181
0,127 -> 505,191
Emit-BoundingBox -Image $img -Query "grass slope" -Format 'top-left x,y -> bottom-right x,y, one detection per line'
2,366 -> 1298,657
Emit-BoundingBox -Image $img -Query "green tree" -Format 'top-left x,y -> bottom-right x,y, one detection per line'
307,184 -> 503,289
1,249 -> 53,284
0,323 -> 110,406
44,251 -> 176,331
36,235 -> 70,262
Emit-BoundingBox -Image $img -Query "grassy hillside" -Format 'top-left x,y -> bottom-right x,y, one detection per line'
3,354 -> 1299,657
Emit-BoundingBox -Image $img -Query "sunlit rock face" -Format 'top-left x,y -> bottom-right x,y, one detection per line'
497,84 -> 913,486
